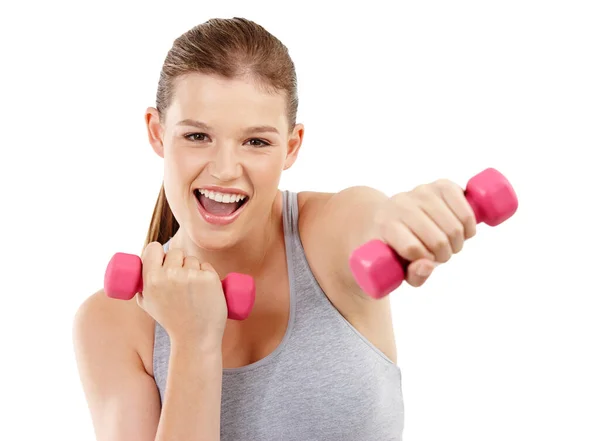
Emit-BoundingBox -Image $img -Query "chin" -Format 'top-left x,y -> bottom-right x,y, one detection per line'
189,228 -> 242,251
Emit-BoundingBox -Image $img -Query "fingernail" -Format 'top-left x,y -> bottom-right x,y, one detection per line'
416,263 -> 433,277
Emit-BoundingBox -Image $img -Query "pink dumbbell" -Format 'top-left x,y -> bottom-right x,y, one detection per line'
349,168 -> 518,299
104,253 -> 256,320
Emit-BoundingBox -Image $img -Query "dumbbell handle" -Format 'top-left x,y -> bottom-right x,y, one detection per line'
104,253 -> 256,320
349,168 -> 518,299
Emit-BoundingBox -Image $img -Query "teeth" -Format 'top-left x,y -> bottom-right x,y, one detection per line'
198,189 -> 247,203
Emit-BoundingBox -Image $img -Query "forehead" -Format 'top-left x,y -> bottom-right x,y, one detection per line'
166,72 -> 288,129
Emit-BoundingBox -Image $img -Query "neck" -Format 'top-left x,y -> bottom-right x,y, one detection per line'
168,192 -> 283,279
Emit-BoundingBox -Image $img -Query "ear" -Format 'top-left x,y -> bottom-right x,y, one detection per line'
145,107 -> 165,158
283,123 -> 304,170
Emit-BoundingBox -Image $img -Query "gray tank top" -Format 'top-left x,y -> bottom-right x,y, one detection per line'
153,190 -> 405,440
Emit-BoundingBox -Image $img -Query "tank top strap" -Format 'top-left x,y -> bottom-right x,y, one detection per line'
280,190 -> 339,321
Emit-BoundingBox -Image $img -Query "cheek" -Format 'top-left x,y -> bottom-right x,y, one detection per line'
247,154 -> 284,184
165,148 -> 206,182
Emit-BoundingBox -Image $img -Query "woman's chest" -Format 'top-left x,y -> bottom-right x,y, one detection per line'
219,345 -> 404,440
221,265 -> 291,369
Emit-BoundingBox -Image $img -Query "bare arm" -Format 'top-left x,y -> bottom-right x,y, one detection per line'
73,291 -> 223,441
156,341 -> 223,440
72,292 -> 161,441
299,190 -> 399,363
300,187 -> 389,299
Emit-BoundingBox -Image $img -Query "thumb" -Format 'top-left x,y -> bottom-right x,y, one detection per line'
405,259 -> 439,287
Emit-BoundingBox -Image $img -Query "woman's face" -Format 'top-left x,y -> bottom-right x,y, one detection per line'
145,72 -> 303,250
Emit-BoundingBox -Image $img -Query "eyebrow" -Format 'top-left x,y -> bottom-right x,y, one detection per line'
176,119 -> 280,135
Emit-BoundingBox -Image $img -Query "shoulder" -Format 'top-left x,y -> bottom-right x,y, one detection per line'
296,190 -> 338,266
294,190 -> 398,363
72,288 -> 156,376
296,186 -> 386,234
295,189 -> 362,296
296,190 -> 333,219
295,186 -> 386,291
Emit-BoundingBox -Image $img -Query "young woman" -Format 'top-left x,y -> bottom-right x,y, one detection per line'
73,17 -> 476,441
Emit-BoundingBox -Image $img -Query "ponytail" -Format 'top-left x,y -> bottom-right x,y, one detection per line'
143,183 -> 179,251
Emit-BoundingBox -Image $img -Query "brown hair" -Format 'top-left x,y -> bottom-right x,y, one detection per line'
143,17 -> 299,248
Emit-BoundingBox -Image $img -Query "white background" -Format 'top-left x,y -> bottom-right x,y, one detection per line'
1,0 -> 599,440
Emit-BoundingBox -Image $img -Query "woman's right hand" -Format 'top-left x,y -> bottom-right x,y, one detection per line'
136,241 -> 228,348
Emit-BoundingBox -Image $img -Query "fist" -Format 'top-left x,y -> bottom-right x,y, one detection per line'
374,179 -> 477,287
136,242 -> 228,347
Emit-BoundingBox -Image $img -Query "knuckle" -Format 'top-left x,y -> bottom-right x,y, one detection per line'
185,256 -> 199,267
142,241 -> 159,258
450,224 -> 465,241
186,268 -> 202,281
434,178 -> 456,190
413,183 -> 428,192
203,270 -> 221,283
432,238 -> 451,261
391,191 -> 412,206
150,241 -> 164,253
168,248 -> 184,258
399,243 -> 423,259
432,238 -> 448,253
452,242 -> 464,254
412,185 -> 437,203
412,184 -> 431,196
460,212 -> 475,227
145,241 -> 159,250
390,195 -> 417,217
193,270 -> 220,287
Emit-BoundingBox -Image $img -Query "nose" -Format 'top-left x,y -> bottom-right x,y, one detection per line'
208,144 -> 243,182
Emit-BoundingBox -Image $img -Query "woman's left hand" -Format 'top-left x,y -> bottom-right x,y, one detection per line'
373,178 -> 478,287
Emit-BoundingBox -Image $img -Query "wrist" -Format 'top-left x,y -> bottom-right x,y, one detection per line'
171,335 -> 223,356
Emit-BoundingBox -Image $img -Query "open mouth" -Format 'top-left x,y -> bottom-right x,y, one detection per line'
194,189 -> 249,217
